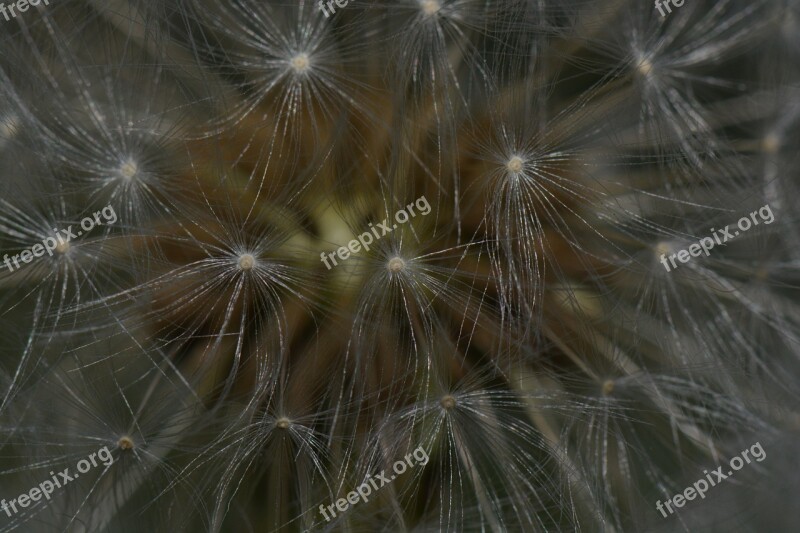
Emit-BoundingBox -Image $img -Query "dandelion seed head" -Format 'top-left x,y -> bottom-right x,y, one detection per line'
420,0 -> 441,16
654,241 -> 674,258
635,57 -> 654,78
506,156 -> 524,174
387,256 -> 406,273
237,253 -> 257,271
117,158 -> 139,181
289,53 -> 311,74
1,2 -> 794,531
440,394 -> 456,410
55,241 -> 71,255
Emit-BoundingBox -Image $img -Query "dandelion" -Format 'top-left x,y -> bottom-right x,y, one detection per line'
0,1 -> 797,531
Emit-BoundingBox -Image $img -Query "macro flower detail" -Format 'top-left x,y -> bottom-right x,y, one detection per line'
0,1 -> 798,532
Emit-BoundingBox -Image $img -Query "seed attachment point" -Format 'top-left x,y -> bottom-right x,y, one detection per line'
290,53 -> 311,74
654,241 -> 672,257
387,257 -> 406,273
420,0 -> 441,15
636,58 -> 654,78
118,436 -> 135,450
440,394 -> 456,410
118,159 -> 139,180
275,417 -> 292,429
55,241 -> 71,255
506,156 -> 524,173
238,253 -> 256,271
